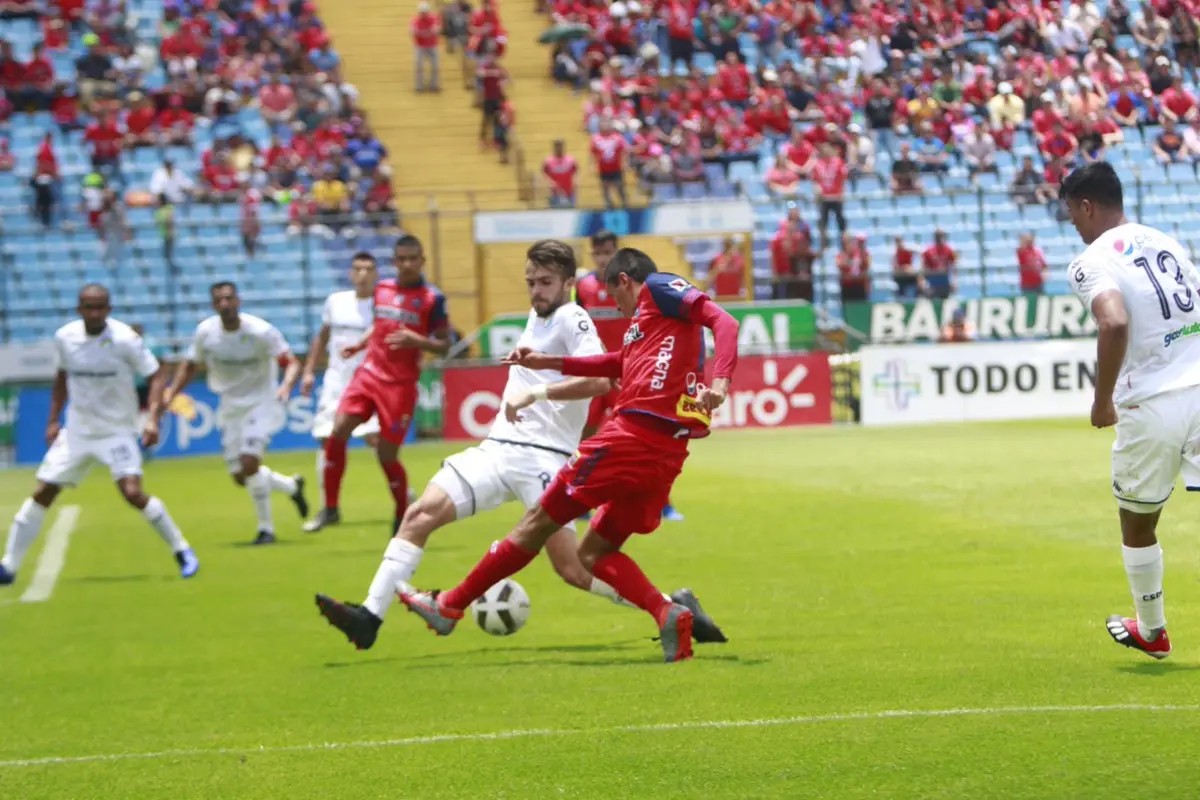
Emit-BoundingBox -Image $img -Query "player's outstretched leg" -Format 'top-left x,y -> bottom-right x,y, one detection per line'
0,485 -> 58,584
544,528 -> 727,644
116,476 -> 198,578
400,506 -> 560,636
258,468 -> 307,519
307,414 -> 361,532
576,513 -> 693,663
315,484 -> 455,650
240,455 -> 277,545
1107,508 -> 1170,659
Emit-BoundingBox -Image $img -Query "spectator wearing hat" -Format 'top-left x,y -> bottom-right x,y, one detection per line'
988,82 -> 1026,128
921,231 -> 957,300
412,2 -> 441,92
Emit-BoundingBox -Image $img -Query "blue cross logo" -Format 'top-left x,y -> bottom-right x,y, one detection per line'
872,359 -> 921,411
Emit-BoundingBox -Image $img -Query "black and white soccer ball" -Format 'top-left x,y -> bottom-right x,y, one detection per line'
472,579 -> 531,636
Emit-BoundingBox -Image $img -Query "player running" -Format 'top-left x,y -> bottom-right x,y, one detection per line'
0,285 -> 198,585
306,236 -> 450,535
1062,161 -> 1200,660
313,240 -> 726,649
577,230 -> 684,521
301,253 -> 382,523
165,282 -> 309,545
401,248 -> 740,663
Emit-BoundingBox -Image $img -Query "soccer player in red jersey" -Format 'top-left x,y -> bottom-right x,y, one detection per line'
402,248 -> 739,662
576,231 -> 686,522
306,236 -> 450,534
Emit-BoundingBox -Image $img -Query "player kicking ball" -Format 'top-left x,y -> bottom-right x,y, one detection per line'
301,253 -> 386,521
165,282 -> 309,545
306,237 -> 451,535
0,285 -> 198,585
1062,161 -> 1200,659
400,248 -> 740,663
314,241 -> 726,650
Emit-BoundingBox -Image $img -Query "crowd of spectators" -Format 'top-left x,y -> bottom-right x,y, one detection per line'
540,0 -> 1200,303
1,0 -> 400,254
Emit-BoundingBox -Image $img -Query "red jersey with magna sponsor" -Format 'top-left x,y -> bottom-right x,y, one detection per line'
615,273 -> 713,438
362,278 -> 449,383
575,271 -> 626,352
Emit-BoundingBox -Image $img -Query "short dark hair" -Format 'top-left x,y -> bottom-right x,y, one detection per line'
1060,161 -> 1123,210
351,251 -> 377,265
526,239 -> 577,281
210,281 -> 237,296
604,247 -> 658,285
395,234 -> 423,253
590,230 -> 618,249
79,283 -> 110,303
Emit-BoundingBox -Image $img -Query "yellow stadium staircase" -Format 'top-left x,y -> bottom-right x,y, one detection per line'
317,0 -> 650,330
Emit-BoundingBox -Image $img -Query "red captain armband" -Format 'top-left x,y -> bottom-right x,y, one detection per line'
277,354 -> 292,369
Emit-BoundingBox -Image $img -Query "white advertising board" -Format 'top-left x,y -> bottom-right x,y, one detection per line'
860,340 -> 1096,426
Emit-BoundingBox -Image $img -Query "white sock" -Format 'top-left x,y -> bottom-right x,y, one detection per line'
1123,544 -> 1166,639
262,467 -> 298,495
142,496 -> 189,553
315,448 -> 325,502
245,471 -> 274,533
2,498 -> 47,572
363,539 -> 424,619
587,577 -> 664,610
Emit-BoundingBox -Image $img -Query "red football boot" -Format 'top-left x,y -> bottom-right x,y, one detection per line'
1106,615 -> 1171,659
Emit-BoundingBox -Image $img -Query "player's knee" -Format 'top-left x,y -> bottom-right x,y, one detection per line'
31,483 -> 60,507
397,502 -> 441,547
239,456 -> 260,476
119,487 -> 146,508
231,473 -> 247,487
512,506 -> 560,549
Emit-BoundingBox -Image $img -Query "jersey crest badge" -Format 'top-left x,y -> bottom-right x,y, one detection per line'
668,278 -> 691,292
623,323 -> 644,347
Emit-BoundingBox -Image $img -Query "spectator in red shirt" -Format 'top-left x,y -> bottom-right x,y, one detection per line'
0,139 -> 13,173
201,150 -> 240,203
124,93 -> 158,148
766,153 -> 800,198
1160,75 -> 1197,123
921,230 -> 958,299
1017,233 -> 1048,294
258,74 -> 297,130
35,132 -> 58,178
770,207 -> 815,301
494,94 -> 515,164
411,2 -> 441,92
665,0 -> 695,72
707,237 -> 746,301
157,95 -> 194,147
1040,122 -> 1079,162
51,86 -> 80,132
364,174 -> 399,230
836,233 -> 872,303
892,236 -> 921,299
716,52 -> 751,106
84,111 -> 123,173
543,139 -> 578,208
22,43 -> 55,110
476,49 -> 508,145
810,143 -> 848,249
590,117 -> 627,208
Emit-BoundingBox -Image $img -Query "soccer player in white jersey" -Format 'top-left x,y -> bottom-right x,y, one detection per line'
314,239 -> 725,649
165,282 -> 309,545
301,252 -> 382,525
0,285 -> 198,585
1062,161 -> 1200,659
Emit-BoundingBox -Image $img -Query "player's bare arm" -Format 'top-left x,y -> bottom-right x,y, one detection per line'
277,352 -> 302,403
141,365 -> 170,448
503,377 -> 613,423
163,359 -> 197,407
342,325 -> 373,359
385,326 -> 451,356
1090,289 -> 1129,429
302,324 -> 331,396
46,369 -> 67,446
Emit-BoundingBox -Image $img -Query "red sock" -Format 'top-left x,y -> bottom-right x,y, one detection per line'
380,460 -> 408,519
441,539 -> 538,611
322,437 -> 347,510
592,552 -> 669,621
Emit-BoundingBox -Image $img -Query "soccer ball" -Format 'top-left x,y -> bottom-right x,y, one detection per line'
472,579 -> 531,636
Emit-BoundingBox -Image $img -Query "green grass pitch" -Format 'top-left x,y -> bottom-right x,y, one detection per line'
3,420 -> 1200,799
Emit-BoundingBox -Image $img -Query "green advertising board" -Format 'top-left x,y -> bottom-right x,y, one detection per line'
415,368 -> 443,435
842,294 -> 1097,344
477,300 -> 819,357
0,385 -> 12,447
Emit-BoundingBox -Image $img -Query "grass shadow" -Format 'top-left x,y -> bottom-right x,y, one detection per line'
225,538 -> 315,549
1115,661 -> 1200,676
68,574 -> 168,584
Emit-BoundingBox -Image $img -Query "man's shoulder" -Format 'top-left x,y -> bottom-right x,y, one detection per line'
54,319 -> 85,342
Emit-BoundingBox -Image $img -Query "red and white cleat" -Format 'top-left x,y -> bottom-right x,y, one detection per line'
1106,615 -> 1171,660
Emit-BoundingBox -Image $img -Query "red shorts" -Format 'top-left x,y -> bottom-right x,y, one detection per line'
540,414 -> 688,546
337,369 -> 416,445
585,385 -> 619,430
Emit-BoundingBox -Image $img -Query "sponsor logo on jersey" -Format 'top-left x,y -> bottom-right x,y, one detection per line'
676,393 -> 711,425
623,323 -> 644,347
1164,321 -> 1200,347
376,305 -> 423,325
668,278 -> 691,292
651,335 -> 676,390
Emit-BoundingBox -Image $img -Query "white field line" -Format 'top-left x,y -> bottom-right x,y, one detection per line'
1,703 -> 1197,769
19,505 -> 80,604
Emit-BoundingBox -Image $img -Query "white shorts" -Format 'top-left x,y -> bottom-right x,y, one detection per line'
311,374 -> 380,440
430,439 -> 574,529
219,400 -> 286,473
36,430 -> 143,487
1112,386 -> 1200,512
